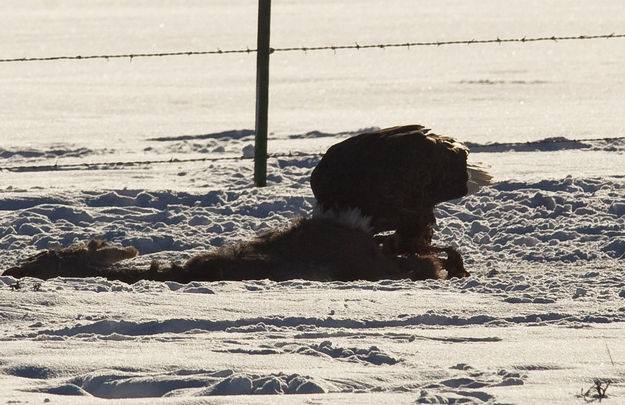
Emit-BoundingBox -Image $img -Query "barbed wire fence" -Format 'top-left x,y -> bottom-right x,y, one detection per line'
2,136 -> 624,173
0,152 -> 322,173
1,31 -> 624,175
1,33 -> 623,63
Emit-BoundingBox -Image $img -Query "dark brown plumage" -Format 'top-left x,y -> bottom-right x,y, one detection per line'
311,125 -> 489,257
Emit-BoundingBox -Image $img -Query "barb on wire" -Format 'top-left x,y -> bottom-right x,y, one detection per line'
1,33 -> 623,63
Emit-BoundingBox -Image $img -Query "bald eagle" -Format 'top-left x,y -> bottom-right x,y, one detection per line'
310,125 -> 490,272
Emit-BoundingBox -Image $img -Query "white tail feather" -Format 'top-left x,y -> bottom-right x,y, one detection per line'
466,164 -> 492,195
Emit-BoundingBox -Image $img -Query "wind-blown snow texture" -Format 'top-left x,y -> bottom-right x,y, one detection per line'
1,129 -> 624,403
2,0 -> 625,403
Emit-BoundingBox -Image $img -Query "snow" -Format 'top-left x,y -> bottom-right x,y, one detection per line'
2,0 -> 625,403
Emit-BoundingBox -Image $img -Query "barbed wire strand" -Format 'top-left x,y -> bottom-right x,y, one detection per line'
1,136 -> 623,173
1,33 -> 623,63
0,152 -> 321,173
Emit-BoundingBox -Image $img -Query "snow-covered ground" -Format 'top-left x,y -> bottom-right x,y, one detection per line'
1,1 -> 625,403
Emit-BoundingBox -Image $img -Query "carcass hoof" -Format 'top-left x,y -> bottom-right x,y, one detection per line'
443,247 -> 469,278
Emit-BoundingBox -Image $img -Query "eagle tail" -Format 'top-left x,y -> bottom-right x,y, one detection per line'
466,164 -> 492,195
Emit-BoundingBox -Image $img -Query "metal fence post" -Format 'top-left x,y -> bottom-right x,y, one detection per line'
254,0 -> 271,187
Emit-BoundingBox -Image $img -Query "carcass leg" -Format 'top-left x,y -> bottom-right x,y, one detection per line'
391,223 -> 468,279
424,245 -> 469,279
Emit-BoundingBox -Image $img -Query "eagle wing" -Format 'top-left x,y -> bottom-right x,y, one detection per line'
311,125 -> 474,234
